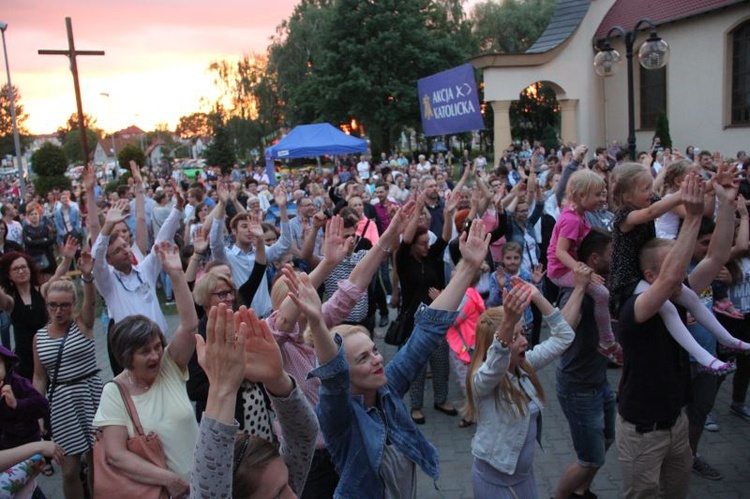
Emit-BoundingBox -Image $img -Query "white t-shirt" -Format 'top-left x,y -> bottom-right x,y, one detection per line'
357,161 -> 371,180
93,348 -> 198,482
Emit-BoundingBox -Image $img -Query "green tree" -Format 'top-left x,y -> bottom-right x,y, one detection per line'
62,128 -> 100,165
471,0 -> 556,53
0,84 -> 32,158
176,112 -> 212,140
654,112 -> 673,149
267,0 -> 335,125
31,143 -> 71,196
203,114 -> 236,172
307,0 -> 472,155
118,143 -> 146,168
509,82 -> 560,144
56,112 -> 99,142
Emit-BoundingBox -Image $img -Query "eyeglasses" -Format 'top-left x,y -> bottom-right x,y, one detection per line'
211,289 -> 236,301
10,265 -> 29,273
47,302 -> 73,311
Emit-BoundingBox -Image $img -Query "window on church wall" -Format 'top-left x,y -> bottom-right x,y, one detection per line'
731,20 -> 750,125
639,66 -> 666,130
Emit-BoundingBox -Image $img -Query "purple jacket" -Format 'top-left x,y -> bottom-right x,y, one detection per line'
0,345 -> 49,449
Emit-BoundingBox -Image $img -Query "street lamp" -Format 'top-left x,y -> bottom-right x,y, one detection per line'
594,19 -> 670,160
0,22 -> 26,198
100,92 -> 117,178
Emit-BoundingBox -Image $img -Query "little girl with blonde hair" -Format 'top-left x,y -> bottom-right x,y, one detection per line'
546,169 -> 620,362
611,162 -> 749,374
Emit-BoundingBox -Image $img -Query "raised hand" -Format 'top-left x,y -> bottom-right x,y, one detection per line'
283,268 -> 324,322
105,199 -> 130,225
737,194 -> 749,219
155,242 -> 182,273
458,218 -> 491,268
60,235 -> 80,260
501,282 -> 533,328
129,160 -> 143,184
236,306 -> 285,386
82,164 -> 96,192
444,189 -> 461,213
217,182 -> 230,204
248,211 -> 264,238
173,185 -> 185,211
312,211 -> 328,230
78,250 -> 94,276
388,200 -> 416,237
274,185 -> 287,208
681,173 -> 706,217
322,216 -> 349,266
495,266 -> 506,289
531,263 -> 545,284
196,303 -> 246,394
192,227 -> 209,256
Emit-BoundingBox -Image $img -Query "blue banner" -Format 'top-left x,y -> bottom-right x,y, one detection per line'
418,64 -> 484,137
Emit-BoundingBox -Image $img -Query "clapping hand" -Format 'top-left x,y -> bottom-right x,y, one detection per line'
531,263 -> 545,284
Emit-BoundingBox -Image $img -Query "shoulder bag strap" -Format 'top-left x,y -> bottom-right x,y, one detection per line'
112,380 -> 147,437
47,322 -> 74,406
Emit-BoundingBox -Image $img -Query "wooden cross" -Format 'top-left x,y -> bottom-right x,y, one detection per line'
39,17 -> 104,164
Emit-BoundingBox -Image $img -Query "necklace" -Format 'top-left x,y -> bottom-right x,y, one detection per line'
126,371 -> 151,391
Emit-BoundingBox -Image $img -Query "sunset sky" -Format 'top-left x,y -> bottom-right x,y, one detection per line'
3,0 -> 300,134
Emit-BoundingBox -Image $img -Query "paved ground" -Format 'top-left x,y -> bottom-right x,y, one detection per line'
36,307 -> 750,498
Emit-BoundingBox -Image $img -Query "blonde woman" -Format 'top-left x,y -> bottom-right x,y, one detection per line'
465,275 -> 575,498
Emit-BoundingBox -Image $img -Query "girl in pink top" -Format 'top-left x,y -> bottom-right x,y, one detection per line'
546,170 -> 621,363
445,270 -> 485,428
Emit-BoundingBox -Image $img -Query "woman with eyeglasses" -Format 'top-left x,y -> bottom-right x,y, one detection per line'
31,245 -> 101,499
0,238 -> 79,381
187,212 -> 272,437
93,243 -> 200,499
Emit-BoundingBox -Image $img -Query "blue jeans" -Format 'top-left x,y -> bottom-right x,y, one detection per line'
557,383 -> 616,468
160,270 -> 173,300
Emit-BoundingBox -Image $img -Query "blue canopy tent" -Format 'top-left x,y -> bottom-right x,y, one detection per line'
264,123 -> 368,185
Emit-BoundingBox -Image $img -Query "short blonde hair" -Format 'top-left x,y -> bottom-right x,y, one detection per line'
193,272 -> 235,308
611,162 -> 652,209
565,169 -> 606,205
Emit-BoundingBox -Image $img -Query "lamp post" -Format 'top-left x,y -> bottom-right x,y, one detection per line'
100,92 -> 117,178
0,22 -> 26,198
594,19 -> 670,161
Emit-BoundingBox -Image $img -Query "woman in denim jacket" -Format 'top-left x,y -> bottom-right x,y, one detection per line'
465,273 -> 579,498
287,220 -> 491,499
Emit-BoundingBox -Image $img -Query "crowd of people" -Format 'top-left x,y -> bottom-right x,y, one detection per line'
0,139 -> 748,498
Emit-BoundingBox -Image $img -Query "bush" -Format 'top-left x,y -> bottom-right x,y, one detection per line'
33,175 -> 72,197
31,143 -> 68,177
118,144 -> 146,168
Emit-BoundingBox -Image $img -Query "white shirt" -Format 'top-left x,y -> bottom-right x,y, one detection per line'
357,161 -> 371,180
210,217 -> 292,318
92,207 -> 182,335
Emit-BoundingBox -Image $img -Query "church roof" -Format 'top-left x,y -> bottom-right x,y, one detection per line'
526,0 -> 591,54
594,0 -> 746,40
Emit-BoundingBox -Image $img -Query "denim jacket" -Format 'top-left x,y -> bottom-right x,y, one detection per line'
309,304 -> 458,499
471,309 -> 574,475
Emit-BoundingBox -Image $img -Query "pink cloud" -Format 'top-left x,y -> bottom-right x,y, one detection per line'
3,0 -> 299,133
